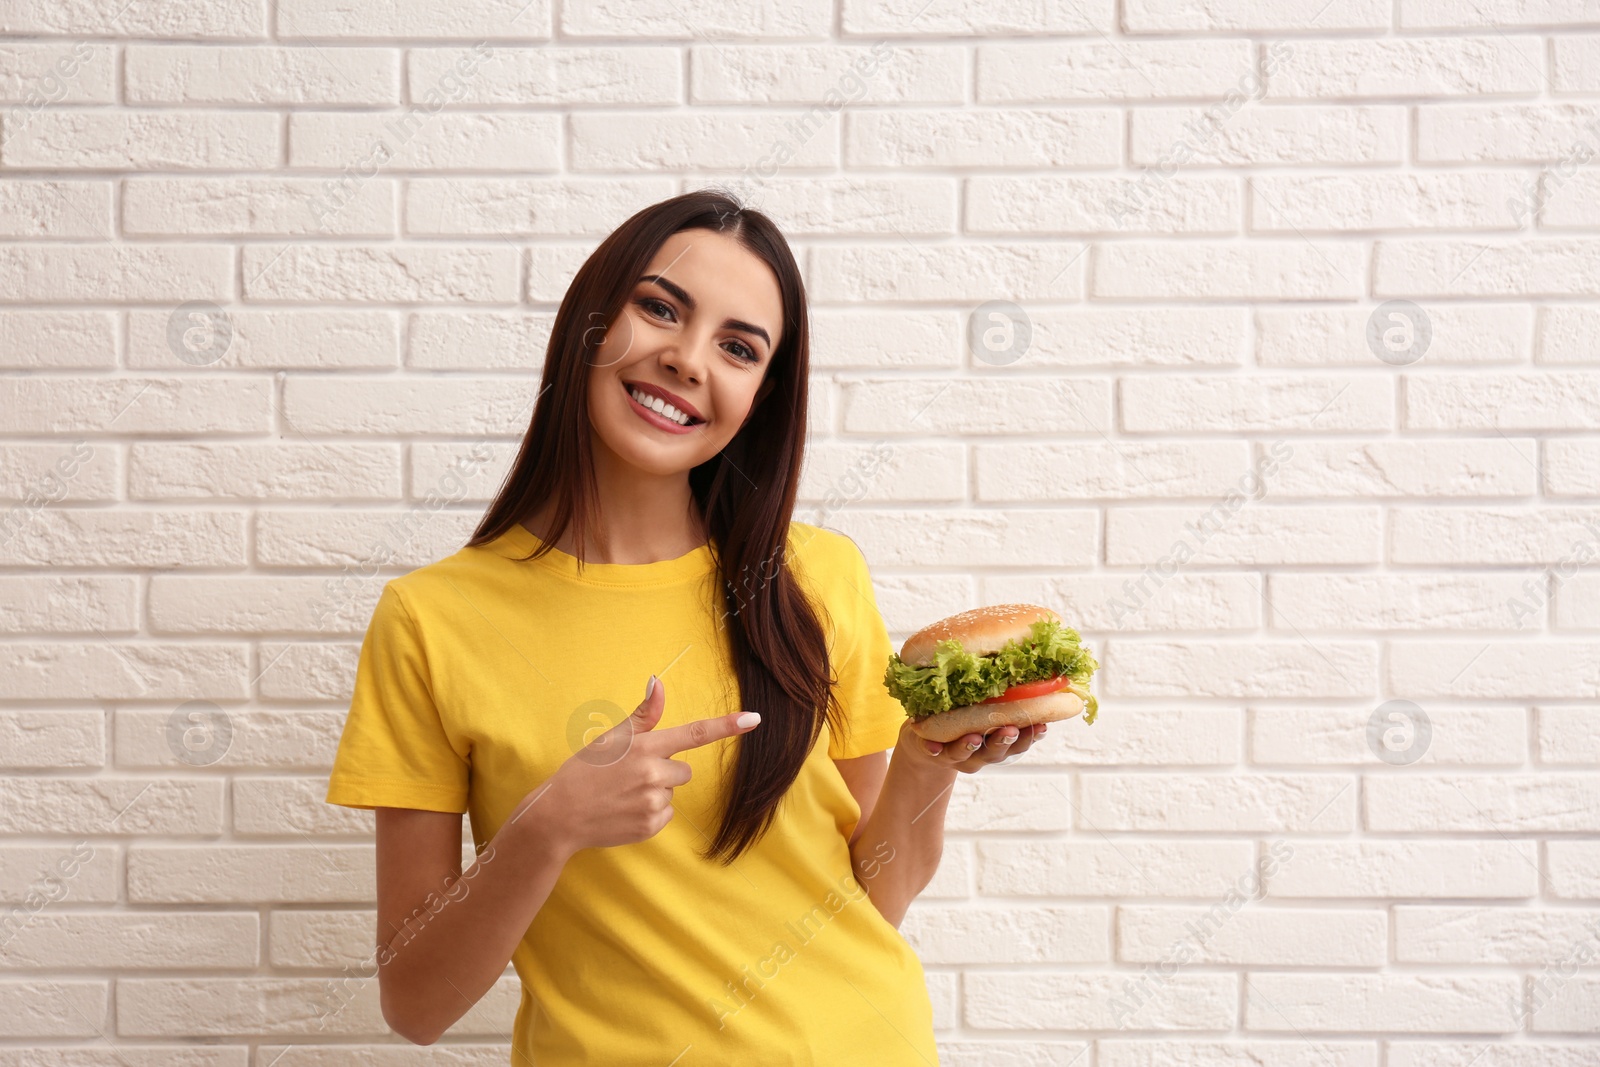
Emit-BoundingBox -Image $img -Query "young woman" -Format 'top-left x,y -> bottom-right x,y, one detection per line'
325,190 -> 1047,1065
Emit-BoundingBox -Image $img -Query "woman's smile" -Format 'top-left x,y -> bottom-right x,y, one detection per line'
622,378 -> 701,435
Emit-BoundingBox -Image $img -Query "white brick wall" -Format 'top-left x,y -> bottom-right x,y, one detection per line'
0,1 -> 1597,1063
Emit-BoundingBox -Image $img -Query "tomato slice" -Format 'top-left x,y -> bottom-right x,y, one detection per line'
977,675 -> 1071,704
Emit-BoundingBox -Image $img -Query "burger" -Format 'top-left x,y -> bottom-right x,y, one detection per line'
881,604 -> 1099,744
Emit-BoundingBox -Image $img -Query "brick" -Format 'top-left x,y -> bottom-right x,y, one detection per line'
1380,239 -> 1600,298
1266,841 -> 1538,898
0,42 -> 114,103
1405,372 -> 1600,429
979,440 -> 1250,500
0,778 -> 223,835
1390,507 -> 1600,564
1253,706 -> 1528,766
124,177 -> 393,237
829,508 -> 1099,568
969,175 -> 1239,234
1095,241 -> 1364,301
0,642 -> 248,701
1531,975 -> 1600,1032
1260,304 -> 1530,367
0,180 -> 110,238
1539,306 -> 1600,364
269,909 -> 376,969
1124,0 -> 1388,30
809,311 -> 959,372
0,245 -> 230,302
0,709 -> 105,768
1418,104 -> 1600,162
1553,35 -> 1600,93
1548,841 -> 1600,899
977,41 -> 1252,101
1119,906 -> 1386,966
1388,637 -> 1600,699
694,44 -> 962,104
841,0 -> 1114,35
0,844 -> 119,905
1266,37 -> 1544,98
1108,505 -> 1382,565
2,111 -> 278,168
946,776 -> 1072,832
966,971 -> 1234,1030
846,109 -> 1120,168
1101,1041 -> 1376,1067
526,243 -> 594,302
901,905 -> 1109,964
1080,774 -> 1356,832
1268,573 -> 1531,630
290,112 -> 558,172
253,509 -> 479,569
1395,906 -> 1600,964
574,111 -> 838,171
0,912 -> 257,969
0,309 -> 116,368
127,309 -> 399,370
1131,105 -> 1405,166
0,4 -> 261,36
150,576 -> 382,635
131,443 -> 400,502
256,642 -> 359,701
129,846 -> 374,904
843,378 -> 1109,436
125,46 -> 398,105
409,47 -> 680,105
1252,172 -> 1523,232
815,243 -> 1087,302
566,0 -> 828,37
1536,707 -> 1600,765
734,177 -> 957,236
1271,439 -> 1536,497
242,245 -> 519,304
0,377 -> 269,435
281,376 -> 536,435
799,440 -> 964,508
1367,774 -> 1600,831
0,509 -> 247,568
404,177 -> 674,236
1542,169 -> 1600,229
279,0 -> 551,37
979,840 -> 1256,898
1105,640 -> 1377,698
0,441 -> 117,504
408,312 -> 550,371
1244,974 -> 1520,1033
0,980 -> 107,1037
1402,0 -> 1600,29
116,708 -> 344,771
0,576 -> 136,635
1123,375 -> 1392,434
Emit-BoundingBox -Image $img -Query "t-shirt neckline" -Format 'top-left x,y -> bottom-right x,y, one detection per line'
494,522 -> 717,587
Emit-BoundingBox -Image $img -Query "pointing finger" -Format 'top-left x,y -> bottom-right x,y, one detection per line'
645,710 -> 761,755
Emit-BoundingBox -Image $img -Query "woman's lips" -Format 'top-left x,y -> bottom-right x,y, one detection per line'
624,381 -> 699,435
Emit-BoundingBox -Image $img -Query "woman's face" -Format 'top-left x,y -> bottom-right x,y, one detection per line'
586,227 -> 784,478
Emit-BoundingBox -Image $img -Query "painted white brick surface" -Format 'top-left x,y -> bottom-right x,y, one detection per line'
0,4 -> 1596,1063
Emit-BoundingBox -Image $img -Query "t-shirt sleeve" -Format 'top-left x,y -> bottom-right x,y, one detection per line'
825,534 -> 910,761
325,581 -> 470,813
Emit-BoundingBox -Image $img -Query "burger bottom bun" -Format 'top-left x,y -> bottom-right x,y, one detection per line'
906,689 -> 1085,745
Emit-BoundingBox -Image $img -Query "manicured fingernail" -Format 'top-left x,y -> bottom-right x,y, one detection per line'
925,741 -> 942,755
966,740 -> 981,750
999,734 -> 1017,745
736,712 -> 761,728
645,675 -> 656,700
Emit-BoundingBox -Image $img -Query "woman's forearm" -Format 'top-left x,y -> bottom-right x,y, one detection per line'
848,750 -> 958,928
378,795 -> 575,1044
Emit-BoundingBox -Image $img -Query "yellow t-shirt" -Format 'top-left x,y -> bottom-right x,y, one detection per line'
325,519 -> 938,1066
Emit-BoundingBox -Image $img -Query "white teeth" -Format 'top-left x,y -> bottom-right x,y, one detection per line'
629,386 -> 693,426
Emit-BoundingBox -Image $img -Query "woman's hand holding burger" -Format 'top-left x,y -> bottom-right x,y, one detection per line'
882,602 -> 1099,774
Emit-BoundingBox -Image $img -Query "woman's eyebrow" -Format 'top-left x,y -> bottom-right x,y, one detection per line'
638,273 -> 772,348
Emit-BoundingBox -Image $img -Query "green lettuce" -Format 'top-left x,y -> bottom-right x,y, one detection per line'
882,618 -> 1099,725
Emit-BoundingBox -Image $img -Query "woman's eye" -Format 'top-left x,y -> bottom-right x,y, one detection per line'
639,297 -> 674,320
726,341 -> 758,363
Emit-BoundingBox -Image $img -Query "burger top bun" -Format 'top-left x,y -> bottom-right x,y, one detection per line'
898,602 -> 1060,668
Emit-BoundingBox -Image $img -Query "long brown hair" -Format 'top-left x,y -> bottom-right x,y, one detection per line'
467,189 -> 847,865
